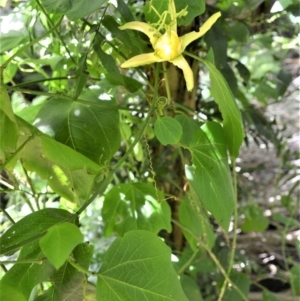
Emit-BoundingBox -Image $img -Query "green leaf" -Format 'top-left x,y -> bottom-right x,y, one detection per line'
241,204 -> 269,232
154,116 -> 182,145
185,122 -> 235,230
102,183 -> 171,236
0,241 -> 55,300
180,275 -> 203,301
41,0 -> 107,20
0,208 -> 77,255
9,117 -> 101,203
0,283 -> 27,301
116,0 -> 134,22
34,89 -> 120,165
0,85 -> 19,164
221,272 -> 250,301
73,53 -> 89,99
262,289 -> 283,301
225,20 -> 249,42
39,222 -> 83,269
175,0 -> 205,26
179,196 -> 215,250
201,58 -> 244,159
291,264 -> 300,295
35,242 -> 94,301
97,230 -> 189,301
175,114 -> 201,146
144,0 -> 169,25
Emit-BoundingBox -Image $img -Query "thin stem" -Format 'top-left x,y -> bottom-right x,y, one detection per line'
0,208 -> 15,224
0,259 -> 44,264
77,64 -> 161,215
67,258 -> 95,275
218,159 -> 239,301
3,16 -> 64,68
176,248 -> 199,275
22,164 -> 40,210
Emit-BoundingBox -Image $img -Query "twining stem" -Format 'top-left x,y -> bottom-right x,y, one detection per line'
162,62 -> 172,104
176,248 -> 199,275
3,16 -> 64,68
67,258 -> 95,275
77,64 -> 161,215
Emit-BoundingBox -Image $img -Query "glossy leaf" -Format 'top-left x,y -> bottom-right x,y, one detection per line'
39,222 -> 83,269
34,89 -> 120,165
97,230 -> 189,301
0,85 -> 19,164
102,183 -> 171,236
184,122 -> 234,230
179,196 -> 215,250
154,116 -> 182,145
8,117 -> 101,204
0,208 -> 77,255
201,58 -> 244,159
241,204 -> 269,232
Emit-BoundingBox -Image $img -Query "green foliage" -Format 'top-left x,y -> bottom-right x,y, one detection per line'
97,230 -> 188,301
0,0 -> 298,300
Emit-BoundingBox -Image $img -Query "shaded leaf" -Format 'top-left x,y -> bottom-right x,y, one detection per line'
175,114 -> 201,146
34,89 -> 120,165
97,230 -> 189,301
0,208 -> 77,255
154,116 -> 182,145
291,264 -> 300,295
0,283 -> 27,301
241,204 -> 269,232
102,183 -> 171,236
180,275 -> 203,301
39,222 -> 83,269
185,122 -> 234,230
179,196 -> 215,250
222,272 -> 250,301
175,0 -> 205,26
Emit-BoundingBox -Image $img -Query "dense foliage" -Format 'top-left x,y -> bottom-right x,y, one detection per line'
0,0 -> 299,300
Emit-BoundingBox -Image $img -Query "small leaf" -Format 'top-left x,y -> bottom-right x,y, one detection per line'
175,114 -> 201,146
179,196 -> 215,250
73,53 -> 89,99
154,116 -> 182,145
263,289 -> 283,301
0,208 -> 77,255
97,230 -> 189,301
201,58 -> 244,159
185,122 -> 234,230
39,222 -> 83,270
241,204 -> 269,232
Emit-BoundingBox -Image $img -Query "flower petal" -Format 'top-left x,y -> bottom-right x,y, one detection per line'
121,52 -> 164,68
181,12 -> 221,51
170,55 -> 194,91
119,21 -> 159,46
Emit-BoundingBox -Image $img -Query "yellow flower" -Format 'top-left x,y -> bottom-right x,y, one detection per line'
119,0 -> 221,91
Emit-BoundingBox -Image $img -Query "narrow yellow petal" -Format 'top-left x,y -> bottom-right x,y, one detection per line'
119,21 -> 159,46
181,12 -> 221,51
121,53 -> 163,68
170,55 -> 194,91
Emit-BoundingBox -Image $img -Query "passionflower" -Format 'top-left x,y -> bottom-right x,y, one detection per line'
119,0 -> 221,91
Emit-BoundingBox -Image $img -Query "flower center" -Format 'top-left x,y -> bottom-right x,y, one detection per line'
154,31 -> 182,60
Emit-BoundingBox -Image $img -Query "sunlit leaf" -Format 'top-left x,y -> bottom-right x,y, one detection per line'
97,230 -> 189,301
39,222 -> 83,269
